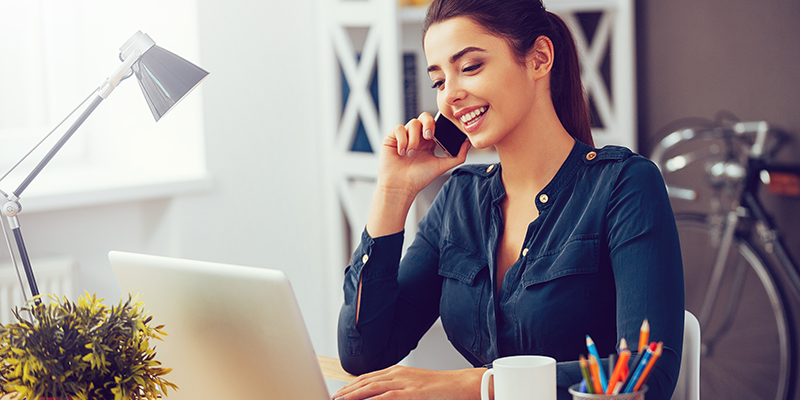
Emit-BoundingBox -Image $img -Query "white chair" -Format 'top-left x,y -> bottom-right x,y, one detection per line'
672,310 -> 701,400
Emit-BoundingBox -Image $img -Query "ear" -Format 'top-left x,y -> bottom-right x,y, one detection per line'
527,36 -> 554,80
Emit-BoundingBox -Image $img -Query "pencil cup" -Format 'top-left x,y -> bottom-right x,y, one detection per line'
568,384 -> 647,400
480,355 -> 556,400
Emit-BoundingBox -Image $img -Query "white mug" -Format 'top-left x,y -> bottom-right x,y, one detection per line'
480,355 -> 557,400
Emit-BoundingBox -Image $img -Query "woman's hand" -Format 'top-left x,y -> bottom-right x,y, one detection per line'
366,112 -> 470,237
333,365 -> 485,400
376,112 -> 469,197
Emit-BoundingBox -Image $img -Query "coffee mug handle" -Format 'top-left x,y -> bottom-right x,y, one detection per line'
480,368 -> 494,400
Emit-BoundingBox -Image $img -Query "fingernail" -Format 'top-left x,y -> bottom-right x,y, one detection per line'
424,129 -> 432,139
407,149 -> 416,157
400,148 -> 406,156
334,397 -> 344,400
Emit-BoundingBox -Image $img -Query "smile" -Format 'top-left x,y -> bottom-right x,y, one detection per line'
460,106 -> 487,127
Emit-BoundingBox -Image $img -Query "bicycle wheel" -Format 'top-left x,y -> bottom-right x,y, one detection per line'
676,213 -> 792,400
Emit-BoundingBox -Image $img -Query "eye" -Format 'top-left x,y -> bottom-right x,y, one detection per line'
463,63 -> 483,73
430,80 -> 444,90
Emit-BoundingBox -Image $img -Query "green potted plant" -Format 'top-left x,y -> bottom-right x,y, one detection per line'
0,292 -> 177,400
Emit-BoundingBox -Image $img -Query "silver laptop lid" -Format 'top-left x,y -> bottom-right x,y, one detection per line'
109,251 -> 330,400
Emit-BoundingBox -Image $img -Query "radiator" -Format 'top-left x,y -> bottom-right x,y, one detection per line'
0,256 -> 78,324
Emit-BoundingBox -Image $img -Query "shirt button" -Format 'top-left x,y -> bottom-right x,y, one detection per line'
539,194 -> 549,203
486,165 -> 495,173
362,254 -> 369,264
586,151 -> 597,161
522,248 -> 529,256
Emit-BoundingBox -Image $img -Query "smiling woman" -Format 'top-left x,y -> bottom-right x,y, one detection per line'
0,0 -> 207,212
333,1 -> 684,400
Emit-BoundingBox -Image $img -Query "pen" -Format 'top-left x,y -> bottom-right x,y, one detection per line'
608,353 -> 615,382
586,335 -> 608,392
638,319 -> 650,353
579,355 -> 594,394
624,342 -> 657,393
633,342 -> 663,392
588,354 -> 604,394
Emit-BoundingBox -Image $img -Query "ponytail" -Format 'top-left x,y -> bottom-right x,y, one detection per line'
546,12 -> 593,147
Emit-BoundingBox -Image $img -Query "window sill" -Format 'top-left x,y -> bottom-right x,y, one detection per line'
9,168 -> 213,214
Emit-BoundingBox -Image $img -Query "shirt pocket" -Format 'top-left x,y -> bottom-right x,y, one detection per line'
512,234 -> 603,357
520,234 -> 600,286
437,239 -> 488,355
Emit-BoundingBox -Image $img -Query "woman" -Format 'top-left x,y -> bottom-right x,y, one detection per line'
334,0 -> 684,399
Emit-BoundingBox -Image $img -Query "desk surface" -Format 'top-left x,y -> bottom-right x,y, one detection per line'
318,355 -> 358,383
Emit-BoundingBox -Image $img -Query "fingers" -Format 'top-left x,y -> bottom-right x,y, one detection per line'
389,113 -> 436,158
404,119 -> 423,158
333,368 -> 398,400
418,112 -> 435,140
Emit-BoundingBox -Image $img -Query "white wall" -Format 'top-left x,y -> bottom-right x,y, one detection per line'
2,0 -> 340,357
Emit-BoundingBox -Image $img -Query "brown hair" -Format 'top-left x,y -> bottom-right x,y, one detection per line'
423,0 -> 594,147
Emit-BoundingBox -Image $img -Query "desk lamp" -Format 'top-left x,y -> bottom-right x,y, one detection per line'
0,31 -> 209,301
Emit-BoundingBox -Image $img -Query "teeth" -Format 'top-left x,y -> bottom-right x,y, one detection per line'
460,106 -> 487,125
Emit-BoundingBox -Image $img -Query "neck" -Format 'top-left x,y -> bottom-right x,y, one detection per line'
495,105 -> 576,198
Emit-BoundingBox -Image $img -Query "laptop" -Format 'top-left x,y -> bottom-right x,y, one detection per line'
109,251 -> 333,400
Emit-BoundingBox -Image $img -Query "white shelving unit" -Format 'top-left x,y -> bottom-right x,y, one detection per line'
317,0 -> 636,367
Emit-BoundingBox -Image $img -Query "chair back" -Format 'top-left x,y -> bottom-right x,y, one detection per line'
672,310 -> 700,400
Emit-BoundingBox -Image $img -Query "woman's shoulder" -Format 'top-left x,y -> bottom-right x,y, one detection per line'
451,163 -> 500,177
585,145 -> 658,174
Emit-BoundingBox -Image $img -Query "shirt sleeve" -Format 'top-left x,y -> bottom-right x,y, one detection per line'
553,156 -> 684,400
337,180 -> 453,375
606,156 -> 685,399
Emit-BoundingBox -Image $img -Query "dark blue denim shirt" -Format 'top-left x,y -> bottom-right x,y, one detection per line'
338,141 -> 684,400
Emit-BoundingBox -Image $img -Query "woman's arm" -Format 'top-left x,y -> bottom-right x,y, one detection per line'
338,113 -> 469,374
605,156 -> 684,400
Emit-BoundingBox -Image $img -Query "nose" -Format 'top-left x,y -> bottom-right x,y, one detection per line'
442,79 -> 466,106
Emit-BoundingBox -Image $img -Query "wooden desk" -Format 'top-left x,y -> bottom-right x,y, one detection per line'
318,355 -> 358,383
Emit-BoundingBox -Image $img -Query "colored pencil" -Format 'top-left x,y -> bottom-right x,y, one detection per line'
586,335 -> 608,392
624,342 -> 657,393
638,319 -> 650,353
579,355 -> 594,394
588,354 -> 604,394
633,342 -> 663,392
605,348 -> 631,394
622,344 -> 646,389
618,337 -> 629,381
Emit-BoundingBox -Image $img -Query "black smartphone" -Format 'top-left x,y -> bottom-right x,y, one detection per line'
433,111 -> 467,157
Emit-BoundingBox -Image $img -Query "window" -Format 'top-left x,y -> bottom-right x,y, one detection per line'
0,0 -> 208,211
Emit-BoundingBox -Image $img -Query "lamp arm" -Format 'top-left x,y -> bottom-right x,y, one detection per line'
10,48 -> 143,199
0,40 -> 145,301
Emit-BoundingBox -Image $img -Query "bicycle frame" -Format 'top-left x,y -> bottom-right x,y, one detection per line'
742,156 -> 800,302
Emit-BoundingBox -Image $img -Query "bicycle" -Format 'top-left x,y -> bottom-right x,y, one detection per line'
650,116 -> 800,400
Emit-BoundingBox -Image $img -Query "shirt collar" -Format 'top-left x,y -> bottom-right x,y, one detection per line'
488,140 -> 596,209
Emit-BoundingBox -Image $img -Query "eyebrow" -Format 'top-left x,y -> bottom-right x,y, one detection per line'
427,46 -> 487,73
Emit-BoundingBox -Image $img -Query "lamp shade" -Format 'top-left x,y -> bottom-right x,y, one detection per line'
134,45 -> 209,121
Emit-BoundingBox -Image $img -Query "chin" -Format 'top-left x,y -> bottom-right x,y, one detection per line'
466,137 -> 495,150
